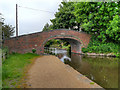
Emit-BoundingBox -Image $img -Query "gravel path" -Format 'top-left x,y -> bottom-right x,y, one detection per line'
25,55 -> 103,88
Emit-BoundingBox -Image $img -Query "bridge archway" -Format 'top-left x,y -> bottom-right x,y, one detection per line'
42,35 -> 83,53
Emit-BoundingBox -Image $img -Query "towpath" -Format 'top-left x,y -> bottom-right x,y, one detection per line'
25,55 -> 103,88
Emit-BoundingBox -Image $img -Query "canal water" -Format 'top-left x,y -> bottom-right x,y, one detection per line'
44,48 -> 119,88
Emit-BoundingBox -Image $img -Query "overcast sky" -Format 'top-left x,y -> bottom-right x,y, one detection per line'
0,0 -> 62,36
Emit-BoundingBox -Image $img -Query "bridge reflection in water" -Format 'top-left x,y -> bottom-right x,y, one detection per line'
44,47 -> 118,88
44,47 -> 71,62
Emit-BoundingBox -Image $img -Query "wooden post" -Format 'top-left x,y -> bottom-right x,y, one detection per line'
16,4 -> 18,37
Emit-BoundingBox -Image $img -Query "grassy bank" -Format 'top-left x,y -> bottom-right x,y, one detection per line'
2,53 -> 39,88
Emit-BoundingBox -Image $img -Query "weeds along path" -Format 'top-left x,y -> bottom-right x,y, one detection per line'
23,55 -> 102,88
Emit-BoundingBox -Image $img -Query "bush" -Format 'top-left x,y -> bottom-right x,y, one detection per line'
83,35 -> 120,54
12,52 -> 16,54
114,53 -> 120,58
82,48 -> 88,53
32,49 -> 36,53
2,47 -> 9,60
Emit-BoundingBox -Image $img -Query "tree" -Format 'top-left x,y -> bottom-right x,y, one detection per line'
106,15 -> 120,42
73,2 -> 119,42
42,23 -> 53,31
50,1 -> 77,30
42,23 -> 49,31
2,24 -> 15,39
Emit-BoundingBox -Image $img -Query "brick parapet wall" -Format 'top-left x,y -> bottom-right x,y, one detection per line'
3,29 -> 91,54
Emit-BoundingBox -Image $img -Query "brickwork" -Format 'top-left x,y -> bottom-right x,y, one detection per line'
3,29 -> 91,54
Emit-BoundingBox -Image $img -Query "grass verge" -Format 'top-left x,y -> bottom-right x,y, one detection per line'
2,53 -> 39,88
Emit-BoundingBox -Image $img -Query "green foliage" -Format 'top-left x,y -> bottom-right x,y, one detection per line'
42,23 -> 53,31
2,47 -> 9,60
73,2 -> 119,43
32,49 -> 36,53
2,53 -> 39,88
50,1 -> 77,30
82,36 -> 120,54
90,82 -> 95,85
2,24 -> 15,39
82,48 -> 88,53
114,53 -> 120,58
62,44 -> 70,50
45,39 -> 70,50
2,47 -> 9,53
45,39 -> 62,47
45,39 -> 57,47
12,52 -> 16,54
106,15 -> 120,42
73,2 -> 120,55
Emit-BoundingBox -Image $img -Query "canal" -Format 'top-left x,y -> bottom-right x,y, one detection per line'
44,47 -> 118,88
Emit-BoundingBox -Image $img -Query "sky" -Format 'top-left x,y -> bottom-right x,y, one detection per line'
0,0 -> 62,36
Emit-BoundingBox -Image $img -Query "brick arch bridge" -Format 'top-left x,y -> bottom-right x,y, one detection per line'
3,29 -> 91,54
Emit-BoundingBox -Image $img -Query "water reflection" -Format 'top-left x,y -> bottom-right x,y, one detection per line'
55,49 -> 71,62
69,55 -> 118,88
44,47 -> 118,88
45,48 -> 71,62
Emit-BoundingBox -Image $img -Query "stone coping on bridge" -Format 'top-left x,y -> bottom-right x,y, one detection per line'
25,55 -> 103,88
